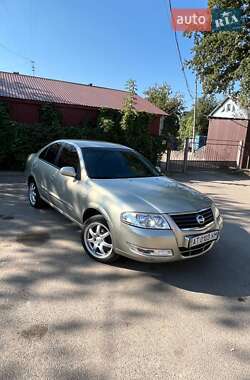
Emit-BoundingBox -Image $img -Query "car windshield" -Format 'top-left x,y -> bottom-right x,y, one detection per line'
82,148 -> 160,179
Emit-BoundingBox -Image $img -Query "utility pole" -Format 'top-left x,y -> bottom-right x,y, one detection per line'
31,60 -> 35,76
192,74 -> 198,152
192,33 -> 198,152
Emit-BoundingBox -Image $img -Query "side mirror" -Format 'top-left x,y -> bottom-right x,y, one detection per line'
155,166 -> 164,175
59,166 -> 76,178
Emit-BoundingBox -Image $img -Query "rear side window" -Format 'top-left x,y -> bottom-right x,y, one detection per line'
39,143 -> 61,166
57,144 -> 80,174
39,146 -> 49,161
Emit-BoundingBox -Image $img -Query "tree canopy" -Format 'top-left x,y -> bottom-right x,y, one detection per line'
187,0 -> 250,106
144,83 -> 184,140
98,79 -> 165,164
179,96 -> 218,141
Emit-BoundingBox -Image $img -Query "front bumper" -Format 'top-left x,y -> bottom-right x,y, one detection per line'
115,214 -> 223,263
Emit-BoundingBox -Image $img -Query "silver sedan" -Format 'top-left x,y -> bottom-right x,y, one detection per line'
25,140 -> 223,264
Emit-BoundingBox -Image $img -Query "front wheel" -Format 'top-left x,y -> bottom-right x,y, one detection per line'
28,180 -> 44,208
81,215 -> 119,263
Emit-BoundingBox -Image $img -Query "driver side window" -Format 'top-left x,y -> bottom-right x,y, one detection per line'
39,143 -> 61,167
57,144 -> 81,177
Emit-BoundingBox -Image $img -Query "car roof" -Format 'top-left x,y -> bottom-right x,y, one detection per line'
55,139 -> 131,150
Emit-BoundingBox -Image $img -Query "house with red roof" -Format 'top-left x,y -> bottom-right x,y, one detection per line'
0,71 -> 166,135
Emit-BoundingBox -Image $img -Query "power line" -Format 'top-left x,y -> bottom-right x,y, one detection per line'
0,42 -> 31,62
166,0 -> 194,100
0,41 -> 36,75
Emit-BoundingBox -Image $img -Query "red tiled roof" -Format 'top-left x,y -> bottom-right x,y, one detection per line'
0,71 -> 166,116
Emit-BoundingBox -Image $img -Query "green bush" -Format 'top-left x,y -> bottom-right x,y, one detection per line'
98,108 -> 163,164
0,102 -> 164,170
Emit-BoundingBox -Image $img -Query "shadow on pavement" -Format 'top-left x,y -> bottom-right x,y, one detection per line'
0,172 -> 250,378
168,169 -> 250,183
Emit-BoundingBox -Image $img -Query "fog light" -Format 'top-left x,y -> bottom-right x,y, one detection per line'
128,243 -> 173,257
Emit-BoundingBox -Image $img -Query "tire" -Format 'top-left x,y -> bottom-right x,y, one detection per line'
81,215 -> 119,263
28,179 -> 44,208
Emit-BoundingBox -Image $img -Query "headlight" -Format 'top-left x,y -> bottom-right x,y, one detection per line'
212,204 -> 220,218
121,212 -> 171,229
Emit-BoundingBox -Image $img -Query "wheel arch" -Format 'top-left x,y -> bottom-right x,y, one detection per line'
82,205 -> 113,228
82,208 -> 102,224
27,175 -> 35,185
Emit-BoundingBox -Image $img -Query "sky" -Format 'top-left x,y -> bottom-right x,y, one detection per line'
0,0 -> 208,109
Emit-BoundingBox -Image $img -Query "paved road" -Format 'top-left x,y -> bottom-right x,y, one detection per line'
0,171 -> 250,380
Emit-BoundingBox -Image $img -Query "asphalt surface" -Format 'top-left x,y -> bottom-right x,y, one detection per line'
0,171 -> 250,380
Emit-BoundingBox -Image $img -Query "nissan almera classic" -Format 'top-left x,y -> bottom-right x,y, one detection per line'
25,140 -> 223,264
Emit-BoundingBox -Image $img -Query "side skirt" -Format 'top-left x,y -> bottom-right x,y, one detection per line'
40,195 -> 83,228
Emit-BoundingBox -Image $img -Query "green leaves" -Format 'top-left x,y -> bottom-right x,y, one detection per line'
121,79 -> 138,131
187,0 -> 250,107
144,83 -> 184,140
119,80 -> 162,163
39,103 -> 62,126
0,81 -> 166,170
179,96 -> 218,141
179,113 -> 193,142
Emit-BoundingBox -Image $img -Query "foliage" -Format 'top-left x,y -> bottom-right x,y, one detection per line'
98,108 -> 123,142
144,83 -> 184,140
194,96 -> 218,135
186,0 -> 250,107
0,103 -> 15,167
179,96 -> 218,141
39,103 -> 62,126
0,88 -> 165,170
120,79 -> 164,163
121,79 -> 138,131
179,113 -> 194,142
0,103 -> 91,169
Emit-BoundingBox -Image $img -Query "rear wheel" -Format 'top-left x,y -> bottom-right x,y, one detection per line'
81,215 -> 119,263
28,179 -> 44,208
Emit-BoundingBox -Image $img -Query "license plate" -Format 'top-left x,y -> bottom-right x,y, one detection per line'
189,231 -> 219,248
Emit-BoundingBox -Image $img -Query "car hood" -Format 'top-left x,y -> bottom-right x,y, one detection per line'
92,176 -> 212,214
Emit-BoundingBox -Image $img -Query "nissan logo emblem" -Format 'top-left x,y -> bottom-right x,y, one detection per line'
196,215 -> 205,225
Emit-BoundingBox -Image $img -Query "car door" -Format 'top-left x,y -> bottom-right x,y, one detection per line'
35,142 -> 61,204
54,143 -> 83,221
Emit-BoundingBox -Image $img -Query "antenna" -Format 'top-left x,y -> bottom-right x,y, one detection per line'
31,60 -> 35,76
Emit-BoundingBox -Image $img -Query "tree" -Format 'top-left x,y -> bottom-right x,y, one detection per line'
121,79 -> 138,131
179,113 -> 193,142
186,0 -> 250,106
194,96 -> 218,135
98,108 -> 122,143
120,79 -> 164,163
121,80 -> 151,156
179,96 -> 218,141
0,102 -> 14,168
39,103 -> 62,127
144,83 -> 184,140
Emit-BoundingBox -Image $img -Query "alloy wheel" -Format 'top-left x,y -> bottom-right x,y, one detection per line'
84,222 -> 113,259
29,182 -> 37,206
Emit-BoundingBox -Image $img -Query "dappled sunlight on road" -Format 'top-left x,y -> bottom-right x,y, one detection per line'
0,171 -> 250,379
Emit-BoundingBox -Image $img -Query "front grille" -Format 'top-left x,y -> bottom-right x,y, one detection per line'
170,208 -> 214,230
179,242 -> 213,257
